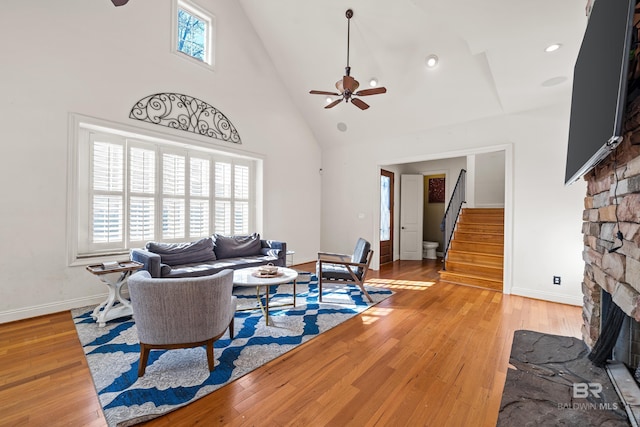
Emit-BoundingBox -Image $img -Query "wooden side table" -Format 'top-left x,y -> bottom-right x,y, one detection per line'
86,261 -> 143,327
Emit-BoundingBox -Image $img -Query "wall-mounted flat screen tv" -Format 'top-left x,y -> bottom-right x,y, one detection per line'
564,0 -> 636,185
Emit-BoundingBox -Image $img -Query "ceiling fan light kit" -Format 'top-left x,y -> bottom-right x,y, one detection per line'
309,9 -> 387,110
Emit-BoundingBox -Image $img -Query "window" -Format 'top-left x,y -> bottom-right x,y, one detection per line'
173,0 -> 215,68
71,120 -> 257,262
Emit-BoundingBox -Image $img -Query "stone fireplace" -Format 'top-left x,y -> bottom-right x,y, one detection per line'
581,99 -> 640,369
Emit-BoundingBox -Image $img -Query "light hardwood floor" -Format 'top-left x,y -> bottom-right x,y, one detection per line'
0,259 -> 582,427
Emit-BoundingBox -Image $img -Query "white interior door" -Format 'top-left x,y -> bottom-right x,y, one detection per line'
400,174 -> 423,260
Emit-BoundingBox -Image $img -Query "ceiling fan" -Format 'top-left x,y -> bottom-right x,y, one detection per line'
309,9 -> 387,110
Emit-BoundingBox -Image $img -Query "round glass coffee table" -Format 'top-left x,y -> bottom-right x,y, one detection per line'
233,267 -> 298,325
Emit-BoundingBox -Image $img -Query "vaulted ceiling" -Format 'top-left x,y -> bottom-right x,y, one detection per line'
238,0 -> 588,149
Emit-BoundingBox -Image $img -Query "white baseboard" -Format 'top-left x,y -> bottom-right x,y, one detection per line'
510,287 -> 582,306
0,294 -> 108,324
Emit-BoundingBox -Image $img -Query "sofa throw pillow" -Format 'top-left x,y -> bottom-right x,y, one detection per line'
213,233 -> 261,259
146,237 -> 216,266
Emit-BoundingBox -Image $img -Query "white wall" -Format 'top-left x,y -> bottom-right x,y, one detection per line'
321,102 -> 586,305
0,0 -> 321,322
399,156 -> 467,206
475,151 -> 506,207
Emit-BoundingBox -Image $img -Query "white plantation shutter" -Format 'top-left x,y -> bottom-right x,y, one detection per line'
129,147 -> 155,242
76,122 -> 256,259
234,164 -> 250,234
213,161 -> 252,235
93,142 -> 123,192
130,147 -> 155,193
130,197 -> 154,241
190,158 -> 210,238
234,202 -> 249,235
163,153 -> 186,239
214,161 -> 231,234
93,196 -> 123,243
163,153 -> 186,196
215,200 -> 231,235
215,162 -> 231,198
163,198 -> 185,239
234,164 -> 249,199
190,158 -> 209,197
92,141 -> 124,244
190,200 -> 209,238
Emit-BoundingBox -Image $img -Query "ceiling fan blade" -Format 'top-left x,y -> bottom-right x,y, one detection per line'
351,98 -> 369,110
310,90 -> 340,96
325,98 -> 343,109
342,75 -> 359,92
355,87 -> 387,96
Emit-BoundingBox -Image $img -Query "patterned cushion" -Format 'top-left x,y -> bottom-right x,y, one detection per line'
146,237 -> 216,266
213,233 -> 261,259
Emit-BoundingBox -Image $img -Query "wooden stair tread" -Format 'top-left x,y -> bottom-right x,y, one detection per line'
447,249 -> 503,258
438,270 -> 503,291
461,208 -> 504,212
446,260 -> 503,269
439,270 -> 503,283
454,231 -> 503,236
444,261 -> 503,280
452,240 -> 503,245
442,207 -> 505,291
446,250 -> 504,267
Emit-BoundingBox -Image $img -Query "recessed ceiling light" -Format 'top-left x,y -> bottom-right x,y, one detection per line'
337,122 -> 348,132
425,54 -> 439,68
545,43 -> 562,53
369,78 -> 378,87
326,97 -> 333,104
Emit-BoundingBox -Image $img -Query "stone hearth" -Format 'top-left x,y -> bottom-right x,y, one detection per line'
498,330 -> 627,426
582,124 -> 640,354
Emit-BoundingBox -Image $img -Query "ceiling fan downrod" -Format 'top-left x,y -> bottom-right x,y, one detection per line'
345,9 -> 353,76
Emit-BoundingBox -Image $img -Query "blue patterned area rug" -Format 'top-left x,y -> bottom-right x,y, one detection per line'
72,272 -> 392,427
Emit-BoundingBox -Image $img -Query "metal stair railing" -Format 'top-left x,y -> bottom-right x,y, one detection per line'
440,169 -> 466,268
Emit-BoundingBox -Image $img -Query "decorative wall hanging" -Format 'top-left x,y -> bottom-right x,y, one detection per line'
129,93 -> 241,144
428,178 -> 445,203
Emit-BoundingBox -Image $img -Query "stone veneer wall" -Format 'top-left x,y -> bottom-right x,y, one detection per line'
582,126 -> 640,349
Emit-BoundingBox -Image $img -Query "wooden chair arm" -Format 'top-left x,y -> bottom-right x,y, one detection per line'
317,252 -> 351,262
318,259 -> 366,269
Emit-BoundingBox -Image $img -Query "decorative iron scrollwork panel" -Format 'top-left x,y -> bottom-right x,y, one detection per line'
129,93 -> 241,144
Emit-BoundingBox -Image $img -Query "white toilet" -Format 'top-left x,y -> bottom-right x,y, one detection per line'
422,241 -> 439,259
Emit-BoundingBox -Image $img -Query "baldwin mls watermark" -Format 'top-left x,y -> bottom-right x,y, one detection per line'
557,383 -> 619,411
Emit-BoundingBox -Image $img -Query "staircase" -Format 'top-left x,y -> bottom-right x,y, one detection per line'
439,208 -> 504,291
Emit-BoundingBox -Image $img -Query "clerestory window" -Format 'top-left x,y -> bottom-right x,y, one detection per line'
173,0 -> 215,68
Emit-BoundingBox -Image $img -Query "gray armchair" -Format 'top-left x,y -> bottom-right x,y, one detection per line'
127,269 -> 237,377
317,238 -> 374,303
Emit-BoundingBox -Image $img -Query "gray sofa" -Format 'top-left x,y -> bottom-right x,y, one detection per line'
130,233 -> 286,278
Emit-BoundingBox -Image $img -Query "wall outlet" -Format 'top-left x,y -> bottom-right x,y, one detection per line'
553,276 -> 561,285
